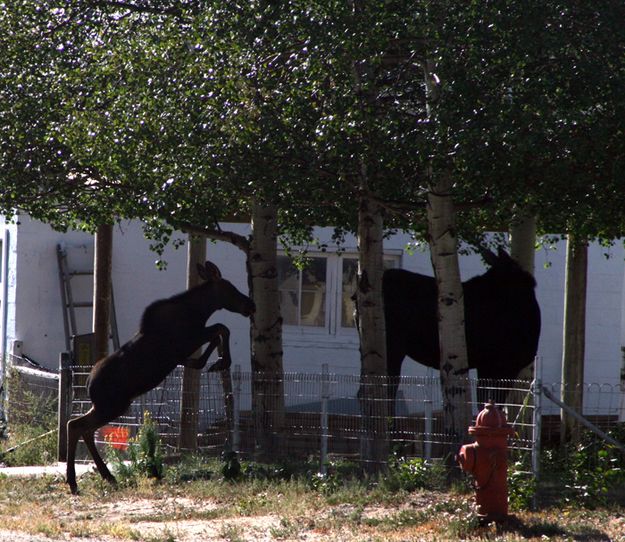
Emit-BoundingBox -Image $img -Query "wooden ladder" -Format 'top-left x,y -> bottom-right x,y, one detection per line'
56,243 -> 120,355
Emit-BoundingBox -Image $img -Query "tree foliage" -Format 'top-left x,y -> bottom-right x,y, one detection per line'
3,2 -> 625,241
426,1 -> 625,241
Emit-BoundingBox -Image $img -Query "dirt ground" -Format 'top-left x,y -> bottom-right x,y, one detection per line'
0,464 -> 624,541
0,493 -> 624,541
0,495 -> 426,541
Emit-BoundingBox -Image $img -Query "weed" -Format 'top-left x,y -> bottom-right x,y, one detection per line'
269,517 -> 302,539
307,458 -> 361,495
541,426 -> 625,507
0,368 -> 57,466
142,528 -> 177,542
383,454 -> 446,492
107,411 -> 164,487
508,460 -> 537,510
441,505 -> 481,538
0,425 -> 56,466
235,491 -> 269,515
219,522 -> 245,542
363,509 -> 427,530
221,447 -> 241,481
165,453 -> 214,484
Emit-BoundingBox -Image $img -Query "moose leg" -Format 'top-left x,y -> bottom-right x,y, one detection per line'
66,407 -> 111,494
83,430 -> 116,485
181,324 -> 231,370
207,325 -> 231,372
66,416 -> 82,494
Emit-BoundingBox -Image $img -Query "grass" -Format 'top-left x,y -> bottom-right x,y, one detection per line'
0,457 -> 623,541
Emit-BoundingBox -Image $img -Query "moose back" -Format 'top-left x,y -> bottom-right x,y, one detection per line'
383,248 -> 541,384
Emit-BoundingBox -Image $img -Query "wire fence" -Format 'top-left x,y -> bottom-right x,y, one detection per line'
540,381 -> 625,445
66,363 -> 537,470
2,354 -> 58,429
3,353 -> 625,483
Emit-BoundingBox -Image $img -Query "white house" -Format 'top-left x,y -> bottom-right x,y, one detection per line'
1,213 -> 624,413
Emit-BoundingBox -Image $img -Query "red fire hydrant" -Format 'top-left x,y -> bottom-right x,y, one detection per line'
457,400 -> 515,523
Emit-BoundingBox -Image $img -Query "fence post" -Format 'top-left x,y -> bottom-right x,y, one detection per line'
320,364 -> 330,474
57,352 -> 72,462
424,375 -> 433,461
531,356 -> 542,502
232,365 -> 241,453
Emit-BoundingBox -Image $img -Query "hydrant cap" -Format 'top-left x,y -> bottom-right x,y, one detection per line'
474,400 -> 508,428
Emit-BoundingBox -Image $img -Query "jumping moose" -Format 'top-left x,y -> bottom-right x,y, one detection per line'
66,261 -> 255,494
382,248 -> 541,410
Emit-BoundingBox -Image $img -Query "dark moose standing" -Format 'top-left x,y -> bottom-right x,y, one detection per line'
382,248 -> 541,410
66,261 -> 255,494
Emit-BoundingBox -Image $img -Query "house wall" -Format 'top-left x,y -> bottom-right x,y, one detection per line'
1,216 -> 624,395
0,216 -> 16,364
1,216 -> 251,371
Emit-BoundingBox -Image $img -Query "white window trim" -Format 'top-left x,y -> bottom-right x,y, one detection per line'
279,247 -> 402,348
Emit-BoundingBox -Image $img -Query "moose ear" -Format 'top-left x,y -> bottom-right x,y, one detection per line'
198,261 -> 222,282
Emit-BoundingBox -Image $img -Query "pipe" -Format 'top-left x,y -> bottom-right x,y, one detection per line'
541,385 -> 625,456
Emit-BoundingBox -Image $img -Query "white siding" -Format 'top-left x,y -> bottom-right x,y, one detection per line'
1,216 -> 624,393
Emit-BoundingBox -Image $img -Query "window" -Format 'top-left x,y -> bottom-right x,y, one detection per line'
277,255 -> 327,327
277,252 -> 399,337
340,258 -> 358,328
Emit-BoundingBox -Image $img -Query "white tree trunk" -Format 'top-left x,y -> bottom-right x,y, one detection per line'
357,196 -> 387,378
510,215 -> 537,383
356,195 -> 389,471
510,213 -> 536,275
560,234 -> 587,445
249,202 -> 284,458
179,234 -> 206,451
427,172 -> 472,445
508,213 -> 537,436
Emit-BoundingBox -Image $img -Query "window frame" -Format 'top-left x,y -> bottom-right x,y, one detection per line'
277,252 -> 330,334
278,249 -> 402,346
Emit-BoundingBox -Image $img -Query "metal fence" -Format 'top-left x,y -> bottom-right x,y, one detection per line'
4,353 -> 625,482
2,353 -> 59,429
540,381 -> 625,444
66,363 -> 537,471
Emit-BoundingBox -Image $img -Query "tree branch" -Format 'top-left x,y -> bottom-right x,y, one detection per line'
178,222 -> 251,253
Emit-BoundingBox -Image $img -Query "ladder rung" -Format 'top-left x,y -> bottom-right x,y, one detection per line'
70,271 -> 94,276
72,302 -> 94,308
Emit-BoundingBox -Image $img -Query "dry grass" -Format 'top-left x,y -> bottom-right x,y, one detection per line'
0,470 -> 623,541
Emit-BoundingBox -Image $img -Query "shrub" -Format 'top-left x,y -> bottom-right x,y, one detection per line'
383,454 -> 447,492
107,411 -> 164,486
0,368 -> 57,467
508,460 -> 536,510
541,425 -> 625,507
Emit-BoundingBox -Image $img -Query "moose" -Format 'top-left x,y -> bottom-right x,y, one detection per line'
66,261 -> 255,494
382,248 -> 541,409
